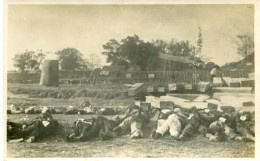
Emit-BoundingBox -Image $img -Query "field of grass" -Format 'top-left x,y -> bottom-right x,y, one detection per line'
7,84 -> 134,109
6,83 -> 255,158
6,114 -> 255,158
7,84 -> 124,99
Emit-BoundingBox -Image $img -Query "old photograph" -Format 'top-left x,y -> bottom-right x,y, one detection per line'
4,3 -> 256,158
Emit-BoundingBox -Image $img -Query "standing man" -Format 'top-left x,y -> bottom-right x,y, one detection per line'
210,65 -> 221,83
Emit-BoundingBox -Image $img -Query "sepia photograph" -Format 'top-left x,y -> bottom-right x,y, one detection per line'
3,2 -> 257,159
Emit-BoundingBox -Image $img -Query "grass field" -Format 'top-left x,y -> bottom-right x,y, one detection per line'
6,114 -> 255,158
6,84 -> 255,158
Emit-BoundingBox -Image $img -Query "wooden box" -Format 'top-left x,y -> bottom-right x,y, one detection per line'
148,74 -> 155,79
213,77 -> 223,87
207,103 -> 218,110
128,83 -> 144,96
140,102 -> 151,112
160,101 -> 174,110
196,82 -> 210,92
184,83 -> 193,90
146,96 -> 160,108
168,83 -> 177,91
241,79 -> 254,87
147,86 -> 154,93
158,86 -> 166,92
126,73 -> 132,79
122,84 -> 132,92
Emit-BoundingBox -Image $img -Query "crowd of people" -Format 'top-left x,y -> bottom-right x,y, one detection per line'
7,102 -> 255,143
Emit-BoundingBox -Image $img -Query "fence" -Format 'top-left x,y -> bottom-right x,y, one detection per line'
7,70 -> 93,84
7,69 -> 252,84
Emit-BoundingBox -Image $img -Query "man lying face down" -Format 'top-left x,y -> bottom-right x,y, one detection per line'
7,112 -> 59,143
65,116 -> 121,142
112,105 -> 150,139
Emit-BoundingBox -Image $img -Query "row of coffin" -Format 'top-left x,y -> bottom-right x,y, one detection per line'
135,94 -> 254,113
122,77 -> 254,96
122,82 -> 211,96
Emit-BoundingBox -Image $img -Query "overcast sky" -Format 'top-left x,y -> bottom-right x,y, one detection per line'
7,5 -> 254,70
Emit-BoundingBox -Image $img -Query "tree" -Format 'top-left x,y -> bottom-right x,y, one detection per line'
56,48 -> 84,70
83,54 -> 102,70
102,35 -> 160,71
13,50 -> 46,71
152,40 -> 167,54
234,35 -> 254,57
136,42 -> 160,71
102,39 -> 128,66
167,39 -> 195,56
119,35 -> 143,67
153,39 -> 195,57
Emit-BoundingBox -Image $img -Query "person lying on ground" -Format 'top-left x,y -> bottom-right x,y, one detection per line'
7,121 -> 23,140
199,107 -> 254,142
198,106 -> 239,141
234,111 -> 255,142
178,108 -> 201,140
197,107 -> 224,136
7,112 -> 58,143
65,116 -> 121,142
112,105 -> 150,139
151,108 -> 188,140
204,115 -> 239,142
8,104 -> 24,114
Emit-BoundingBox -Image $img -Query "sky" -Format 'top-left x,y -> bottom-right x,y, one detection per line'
7,4 -> 254,70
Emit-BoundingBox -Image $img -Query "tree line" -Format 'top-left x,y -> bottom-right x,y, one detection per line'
12,34 -> 253,72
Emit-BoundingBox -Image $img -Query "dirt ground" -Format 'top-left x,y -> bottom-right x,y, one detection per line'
5,84 -> 255,158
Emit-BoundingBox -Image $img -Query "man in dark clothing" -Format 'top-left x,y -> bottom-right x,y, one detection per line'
7,121 -> 23,140
178,111 -> 200,140
197,108 -> 223,136
234,111 -> 255,142
7,112 -> 58,143
66,116 -> 121,142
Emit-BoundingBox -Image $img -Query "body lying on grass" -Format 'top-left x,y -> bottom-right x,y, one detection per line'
7,112 -> 59,143
112,105 -> 150,139
151,105 -> 255,142
65,116 -> 121,142
203,110 -> 254,142
66,105 -> 151,141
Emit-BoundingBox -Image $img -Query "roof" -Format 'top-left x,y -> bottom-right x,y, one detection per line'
159,53 -> 195,63
102,65 -> 125,71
